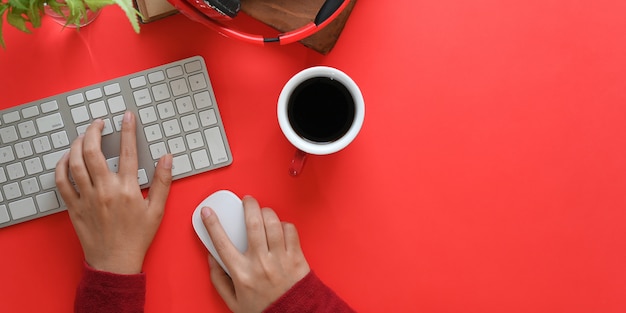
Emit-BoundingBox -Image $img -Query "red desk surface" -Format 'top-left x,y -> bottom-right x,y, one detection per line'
1,1 -> 625,312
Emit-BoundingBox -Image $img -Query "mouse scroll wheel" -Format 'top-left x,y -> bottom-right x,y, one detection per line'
204,0 -> 240,18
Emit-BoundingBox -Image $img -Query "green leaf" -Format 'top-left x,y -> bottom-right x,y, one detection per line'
0,4 -> 8,48
8,0 -> 29,11
112,0 -> 141,33
27,0 -> 43,28
83,0 -> 114,11
6,8 -> 30,33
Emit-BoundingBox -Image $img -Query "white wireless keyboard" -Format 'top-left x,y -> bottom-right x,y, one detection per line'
0,56 -> 233,228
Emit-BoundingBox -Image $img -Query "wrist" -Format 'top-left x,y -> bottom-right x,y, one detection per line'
86,254 -> 144,275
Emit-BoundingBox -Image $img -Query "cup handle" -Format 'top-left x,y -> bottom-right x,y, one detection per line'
289,149 -> 308,176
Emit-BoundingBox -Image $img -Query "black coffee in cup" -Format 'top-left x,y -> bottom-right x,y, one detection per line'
287,77 -> 355,143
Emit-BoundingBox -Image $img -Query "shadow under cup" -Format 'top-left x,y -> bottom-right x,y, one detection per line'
278,66 -> 365,176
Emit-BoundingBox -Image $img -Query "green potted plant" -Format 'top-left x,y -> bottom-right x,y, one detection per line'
0,0 -> 141,48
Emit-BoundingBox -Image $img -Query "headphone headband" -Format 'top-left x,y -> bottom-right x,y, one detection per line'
168,0 -> 351,45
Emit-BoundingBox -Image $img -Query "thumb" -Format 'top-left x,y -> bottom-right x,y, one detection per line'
208,254 -> 237,310
146,154 -> 173,210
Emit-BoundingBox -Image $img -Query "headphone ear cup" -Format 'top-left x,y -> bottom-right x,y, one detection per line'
204,0 -> 241,18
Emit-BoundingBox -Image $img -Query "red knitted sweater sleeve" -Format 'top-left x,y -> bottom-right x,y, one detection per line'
263,271 -> 356,313
75,262 -> 146,313
75,264 -> 354,313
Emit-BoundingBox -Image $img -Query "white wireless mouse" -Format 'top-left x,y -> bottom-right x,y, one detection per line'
192,190 -> 248,276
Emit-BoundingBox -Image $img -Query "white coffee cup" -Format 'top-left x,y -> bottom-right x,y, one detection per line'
277,66 -> 365,176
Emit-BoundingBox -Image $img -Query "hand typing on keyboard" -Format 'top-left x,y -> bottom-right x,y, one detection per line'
55,111 -> 173,274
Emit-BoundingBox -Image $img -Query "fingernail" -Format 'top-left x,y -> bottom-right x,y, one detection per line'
201,206 -> 212,218
124,111 -> 133,123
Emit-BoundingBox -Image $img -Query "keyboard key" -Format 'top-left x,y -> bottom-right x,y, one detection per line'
194,91 -> 213,108
0,125 -> 19,143
186,132 -> 204,150
188,73 -> 208,91
86,88 -> 103,101
199,109 -> 217,127
137,169 -> 148,185
51,131 -> 70,148
39,172 -> 56,190
104,83 -> 121,96
36,191 -> 60,212
102,119 -> 114,136
40,100 -> 59,113
89,100 -> 108,118
171,154 -> 192,176
170,78 -> 189,97
6,162 -> 25,180
144,124 -> 163,142
139,107 -> 158,124
157,101 -> 175,119
148,71 -> 165,83
8,198 -> 37,220
24,157 -> 44,175
149,142 -> 167,160
175,96 -> 194,114
106,156 -> 119,172
166,65 -> 184,78
107,95 -> 127,114
22,106 -> 39,118
32,136 -> 52,154
21,177 -> 40,195
129,76 -> 147,88
71,105 -> 90,124
181,114 -> 200,132
113,114 -> 124,131
168,137 -> 186,154
3,182 -> 21,200
43,148 -> 69,170
0,146 -> 16,164
0,205 -> 9,224
133,89 -> 152,106
191,149 -> 211,169
163,119 -> 181,137
0,167 -> 6,183
17,121 -> 37,138
185,60 -> 202,73
36,113 -> 65,133
3,111 -> 20,124
67,93 -> 85,106
205,127 -> 229,164
14,141 -> 33,159
152,83 -> 171,102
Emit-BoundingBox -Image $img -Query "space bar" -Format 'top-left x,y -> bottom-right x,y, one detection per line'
43,149 -> 70,170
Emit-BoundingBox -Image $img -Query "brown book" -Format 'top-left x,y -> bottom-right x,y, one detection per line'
240,0 -> 357,54
134,0 -> 356,54
134,0 -> 178,23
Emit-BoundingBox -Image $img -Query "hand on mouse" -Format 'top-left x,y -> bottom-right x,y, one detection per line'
55,111 -> 173,274
201,196 -> 311,313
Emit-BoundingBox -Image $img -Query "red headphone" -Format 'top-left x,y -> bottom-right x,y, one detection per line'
167,0 -> 351,45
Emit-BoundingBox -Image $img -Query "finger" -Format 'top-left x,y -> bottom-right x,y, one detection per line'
243,196 -> 268,253
208,254 -> 237,310
55,152 -> 79,205
118,111 -> 139,179
201,207 -> 242,271
146,154 -> 173,213
81,119 -> 110,183
282,222 -> 304,254
68,135 -> 92,189
261,207 -> 285,253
